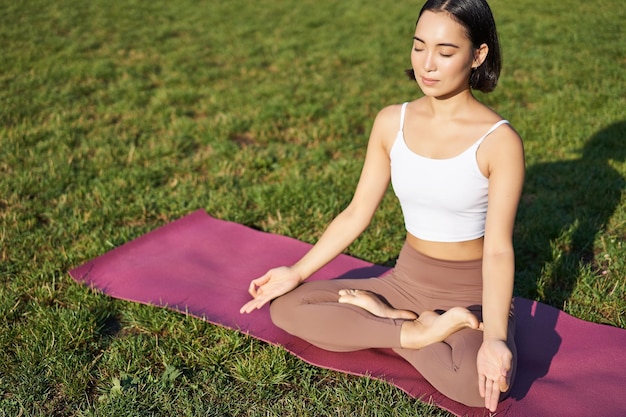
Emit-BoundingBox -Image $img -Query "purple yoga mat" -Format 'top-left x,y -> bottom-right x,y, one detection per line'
69,210 -> 626,417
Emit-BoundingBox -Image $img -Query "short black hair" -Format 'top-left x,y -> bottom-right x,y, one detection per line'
405,0 -> 502,93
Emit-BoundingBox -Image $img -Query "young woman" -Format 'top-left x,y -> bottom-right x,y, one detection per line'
240,0 -> 524,411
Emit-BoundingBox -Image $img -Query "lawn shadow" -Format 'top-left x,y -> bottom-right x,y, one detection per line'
514,120 -> 626,305
510,120 -> 626,398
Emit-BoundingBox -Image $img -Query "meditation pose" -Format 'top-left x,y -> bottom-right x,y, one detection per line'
241,0 -> 524,411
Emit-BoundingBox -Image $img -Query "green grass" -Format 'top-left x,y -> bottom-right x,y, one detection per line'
1,0 -> 625,415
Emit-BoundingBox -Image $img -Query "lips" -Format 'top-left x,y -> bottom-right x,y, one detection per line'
420,76 -> 438,86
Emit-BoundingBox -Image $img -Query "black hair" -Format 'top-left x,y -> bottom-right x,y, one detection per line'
405,0 -> 502,93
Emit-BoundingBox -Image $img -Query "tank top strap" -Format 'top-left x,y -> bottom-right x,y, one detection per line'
399,102 -> 409,132
475,119 -> 510,146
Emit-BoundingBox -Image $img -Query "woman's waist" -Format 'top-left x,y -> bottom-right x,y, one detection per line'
393,241 -> 483,292
405,233 -> 484,261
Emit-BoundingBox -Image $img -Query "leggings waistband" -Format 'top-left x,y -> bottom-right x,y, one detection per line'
398,242 -> 483,270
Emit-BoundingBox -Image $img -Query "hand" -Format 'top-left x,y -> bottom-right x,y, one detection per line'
239,266 -> 302,314
477,338 -> 513,412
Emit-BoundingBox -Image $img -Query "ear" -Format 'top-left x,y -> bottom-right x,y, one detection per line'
472,43 -> 489,68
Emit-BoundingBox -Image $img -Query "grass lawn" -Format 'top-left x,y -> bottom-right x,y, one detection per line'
1,0 -> 624,415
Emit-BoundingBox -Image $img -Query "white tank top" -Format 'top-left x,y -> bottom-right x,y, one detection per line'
390,102 -> 509,242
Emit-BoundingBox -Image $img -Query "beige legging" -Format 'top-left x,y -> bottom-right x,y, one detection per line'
269,242 -> 517,407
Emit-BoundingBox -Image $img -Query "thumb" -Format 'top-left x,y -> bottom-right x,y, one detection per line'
499,353 -> 512,391
249,272 -> 271,294
498,374 -> 509,392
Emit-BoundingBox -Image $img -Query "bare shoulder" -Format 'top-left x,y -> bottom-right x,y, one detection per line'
373,103 -> 404,130
469,103 -> 524,176
480,121 -> 525,182
471,101 -> 521,147
370,103 -> 405,150
483,121 -> 524,155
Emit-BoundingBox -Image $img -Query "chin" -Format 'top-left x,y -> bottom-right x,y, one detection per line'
419,84 -> 469,100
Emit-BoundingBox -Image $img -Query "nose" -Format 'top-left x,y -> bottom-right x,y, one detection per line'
423,52 -> 436,72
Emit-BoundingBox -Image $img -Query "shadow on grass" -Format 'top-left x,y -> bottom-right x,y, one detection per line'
514,120 -> 626,307
509,121 -> 625,398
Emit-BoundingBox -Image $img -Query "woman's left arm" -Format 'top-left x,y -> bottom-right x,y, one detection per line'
478,124 -> 525,412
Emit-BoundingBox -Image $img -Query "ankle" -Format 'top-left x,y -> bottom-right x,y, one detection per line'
400,320 -> 427,349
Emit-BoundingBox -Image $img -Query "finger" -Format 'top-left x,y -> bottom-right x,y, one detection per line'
239,303 -> 250,314
498,374 -> 510,393
247,283 -> 257,297
478,374 -> 486,398
241,299 -> 262,314
484,379 -> 495,411
239,300 -> 255,314
500,355 -> 512,391
240,297 -> 267,314
248,275 -> 267,294
248,273 -> 270,296
501,357 -> 512,376
488,381 -> 500,412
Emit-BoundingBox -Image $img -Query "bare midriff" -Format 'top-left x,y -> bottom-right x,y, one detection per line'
405,233 -> 484,261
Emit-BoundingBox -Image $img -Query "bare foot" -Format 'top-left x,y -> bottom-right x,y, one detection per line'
338,289 -> 418,320
401,307 -> 481,349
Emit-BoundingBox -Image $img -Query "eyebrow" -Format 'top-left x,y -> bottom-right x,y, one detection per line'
413,36 -> 460,48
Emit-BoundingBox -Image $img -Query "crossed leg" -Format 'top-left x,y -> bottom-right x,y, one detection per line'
338,288 -> 481,349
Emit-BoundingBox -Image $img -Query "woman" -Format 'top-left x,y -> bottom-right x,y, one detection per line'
240,0 -> 524,411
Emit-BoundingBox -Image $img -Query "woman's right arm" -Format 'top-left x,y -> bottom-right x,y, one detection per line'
240,105 -> 399,313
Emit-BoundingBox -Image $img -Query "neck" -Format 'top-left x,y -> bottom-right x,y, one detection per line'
423,87 -> 476,120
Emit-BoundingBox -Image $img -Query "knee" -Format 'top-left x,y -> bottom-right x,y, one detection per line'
393,342 -> 485,408
450,371 -> 484,408
269,293 -> 297,334
422,352 -> 483,407
445,363 -> 517,408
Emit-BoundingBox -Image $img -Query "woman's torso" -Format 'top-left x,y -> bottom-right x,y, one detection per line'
387,99 -> 507,261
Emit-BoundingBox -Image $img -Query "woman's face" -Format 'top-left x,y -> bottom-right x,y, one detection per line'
411,11 -> 486,99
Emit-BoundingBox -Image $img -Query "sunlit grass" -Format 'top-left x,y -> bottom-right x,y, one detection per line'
1,0 -> 624,415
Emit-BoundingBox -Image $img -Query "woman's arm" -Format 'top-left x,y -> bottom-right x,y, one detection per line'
477,124 -> 525,411
240,105 -> 400,313
290,106 -> 398,280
